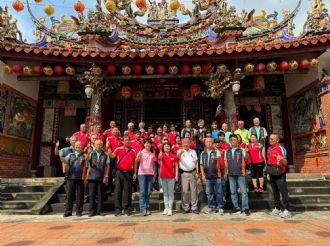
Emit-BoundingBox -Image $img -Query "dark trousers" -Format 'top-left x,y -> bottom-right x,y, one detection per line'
88,180 -> 104,213
115,170 -> 132,212
269,173 -> 290,210
65,179 -> 84,213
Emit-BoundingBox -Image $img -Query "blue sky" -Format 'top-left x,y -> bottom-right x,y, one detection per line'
1,0 -> 329,42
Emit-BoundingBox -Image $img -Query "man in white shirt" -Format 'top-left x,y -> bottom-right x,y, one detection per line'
177,138 -> 199,214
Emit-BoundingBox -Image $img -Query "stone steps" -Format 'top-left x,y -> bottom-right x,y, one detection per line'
290,194 -> 330,204
0,200 -> 37,210
286,180 -> 330,187
0,178 -> 64,215
288,186 -> 330,195
0,192 -> 46,201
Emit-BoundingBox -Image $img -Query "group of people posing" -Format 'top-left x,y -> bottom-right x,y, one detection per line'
55,117 -> 291,219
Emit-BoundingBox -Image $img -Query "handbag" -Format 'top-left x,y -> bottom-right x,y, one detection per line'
111,148 -> 132,177
266,164 -> 282,176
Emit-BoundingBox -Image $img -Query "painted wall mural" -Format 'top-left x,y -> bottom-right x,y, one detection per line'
7,94 -> 36,140
291,90 -> 314,135
0,85 -> 36,156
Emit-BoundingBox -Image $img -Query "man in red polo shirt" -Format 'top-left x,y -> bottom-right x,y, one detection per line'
104,121 -> 119,138
73,124 -> 89,150
124,122 -> 135,140
106,127 -> 123,153
109,136 -> 136,216
267,133 -> 291,219
131,131 -> 144,153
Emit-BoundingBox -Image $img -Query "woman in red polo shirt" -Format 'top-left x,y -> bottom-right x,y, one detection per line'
159,142 -> 178,216
247,134 -> 265,192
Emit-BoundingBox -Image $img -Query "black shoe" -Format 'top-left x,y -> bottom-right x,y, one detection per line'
76,212 -> 83,217
97,212 -> 106,216
63,212 -> 72,218
124,210 -> 131,216
192,209 -> 200,215
231,208 -> 241,215
88,212 -> 96,217
244,210 -> 251,216
182,210 -> 190,214
114,209 -> 121,216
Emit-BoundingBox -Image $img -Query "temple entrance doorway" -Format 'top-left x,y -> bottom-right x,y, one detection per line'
144,99 -> 182,129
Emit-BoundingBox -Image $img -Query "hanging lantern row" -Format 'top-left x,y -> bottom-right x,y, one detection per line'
243,58 -> 319,73
108,64 -> 211,76
3,65 -> 76,76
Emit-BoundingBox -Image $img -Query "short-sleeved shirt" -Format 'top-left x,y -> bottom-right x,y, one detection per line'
224,131 -> 232,144
73,132 -> 89,149
168,132 -> 177,146
249,126 -> 268,141
248,143 -> 264,164
94,133 -> 105,143
160,153 -> 177,179
124,130 -> 135,140
211,129 -> 221,140
131,139 -> 143,153
104,129 -> 121,139
267,144 -> 287,165
224,147 -> 246,161
219,142 -> 231,151
234,128 -> 250,145
199,149 -> 221,164
87,151 -> 111,167
107,136 -> 123,152
59,146 -> 75,157
138,149 -> 156,175
178,149 -> 198,171
216,147 -> 225,170
113,146 -> 137,171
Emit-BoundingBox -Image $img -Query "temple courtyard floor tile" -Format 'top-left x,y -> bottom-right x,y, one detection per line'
0,211 -> 329,245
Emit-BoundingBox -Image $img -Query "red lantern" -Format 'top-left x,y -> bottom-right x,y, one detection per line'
190,84 -> 201,96
121,86 -> 132,99
12,64 -> 23,74
299,59 -> 310,70
202,64 -> 210,74
181,64 -> 190,75
157,64 -> 166,74
255,63 -> 265,73
33,65 -> 43,75
54,65 -> 65,75
12,0 -> 24,12
74,0 -> 85,14
107,64 -> 117,75
133,64 -> 143,75
278,61 -> 289,72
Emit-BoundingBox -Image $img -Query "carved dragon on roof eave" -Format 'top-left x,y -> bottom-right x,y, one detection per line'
238,0 -> 302,41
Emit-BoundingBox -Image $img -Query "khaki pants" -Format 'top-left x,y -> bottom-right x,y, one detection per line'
181,171 -> 198,211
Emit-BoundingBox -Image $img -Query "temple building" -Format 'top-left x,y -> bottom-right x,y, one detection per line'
0,0 -> 329,178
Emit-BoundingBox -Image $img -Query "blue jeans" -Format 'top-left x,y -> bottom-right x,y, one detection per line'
206,178 -> 224,210
157,163 -> 162,189
229,175 -> 249,210
161,178 -> 175,211
138,175 -> 153,212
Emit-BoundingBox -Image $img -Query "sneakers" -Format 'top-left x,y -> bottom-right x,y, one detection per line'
124,210 -> 131,216
231,208 -> 241,214
258,187 -> 264,193
192,209 -> 200,214
114,209 -> 121,216
244,209 -> 251,216
280,209 -> 292,219
218,209 -> 224,215
97,212 -> 106,216
253,187 -> 259,193
270,208 -> 281,216
146,210 -> 152,215
63,212 -> 72,218
88,212 -> 96,217
205,208 -> 213,214
162,209 -> 169,215
182,210 -> 190,214
159,188 -> 163,193
167,210 -> 173,216
141,211 -> 147,216
76,212 -> 83,217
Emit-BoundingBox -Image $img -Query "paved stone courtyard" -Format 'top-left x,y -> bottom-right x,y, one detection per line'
0,211 -> 329,245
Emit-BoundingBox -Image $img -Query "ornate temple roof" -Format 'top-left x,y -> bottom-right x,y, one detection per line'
0,0 -> 329,62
